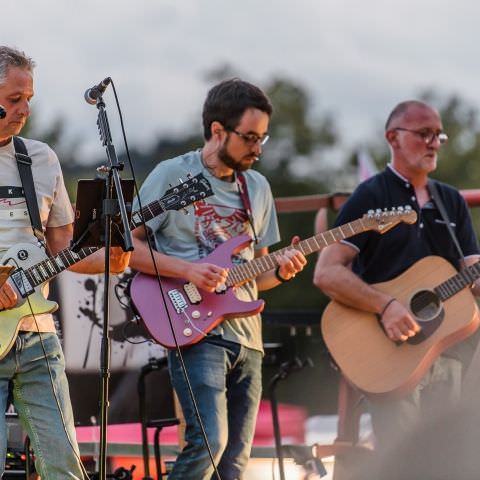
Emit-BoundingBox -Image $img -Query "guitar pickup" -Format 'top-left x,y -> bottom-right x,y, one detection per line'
10,269 -> 34,298
183,282 -> 202,304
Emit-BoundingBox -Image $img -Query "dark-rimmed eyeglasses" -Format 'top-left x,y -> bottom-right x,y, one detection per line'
394,127 -> 448,145
226,128 -> 270,146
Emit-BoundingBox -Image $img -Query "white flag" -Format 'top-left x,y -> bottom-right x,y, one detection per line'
357,149 -> 378,183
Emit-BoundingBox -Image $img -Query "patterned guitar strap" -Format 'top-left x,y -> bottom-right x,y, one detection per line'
236,172 -> 259,245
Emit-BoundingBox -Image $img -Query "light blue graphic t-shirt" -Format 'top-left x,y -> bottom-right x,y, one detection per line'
133,150 -> 280,351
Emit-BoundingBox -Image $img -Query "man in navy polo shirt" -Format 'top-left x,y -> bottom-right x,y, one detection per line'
314,100 -> 480,464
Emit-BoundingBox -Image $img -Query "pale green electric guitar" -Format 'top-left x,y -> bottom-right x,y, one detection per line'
0,173 -> 213,359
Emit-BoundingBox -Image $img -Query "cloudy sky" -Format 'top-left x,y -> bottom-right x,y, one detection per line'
3,1 -> 478,164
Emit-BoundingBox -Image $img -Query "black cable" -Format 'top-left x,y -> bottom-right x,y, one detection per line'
113,276 -> 149,345
12,254 -> 90,480
109,79 -> 222,480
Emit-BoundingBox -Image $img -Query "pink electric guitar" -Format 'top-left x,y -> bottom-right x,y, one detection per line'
130,207 -> 417,349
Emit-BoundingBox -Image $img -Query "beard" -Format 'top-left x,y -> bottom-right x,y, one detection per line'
218,139 -> 257,172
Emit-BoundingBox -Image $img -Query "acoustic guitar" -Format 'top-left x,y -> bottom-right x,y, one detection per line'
322,255 -> 480,397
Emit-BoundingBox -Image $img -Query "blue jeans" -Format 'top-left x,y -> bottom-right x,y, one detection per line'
168,336 -> 263,480
0,332 -> 84,479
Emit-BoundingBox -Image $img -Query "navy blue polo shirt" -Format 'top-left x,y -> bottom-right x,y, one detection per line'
335,165 -> 479,284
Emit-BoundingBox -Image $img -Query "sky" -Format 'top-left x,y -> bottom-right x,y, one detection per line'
3,0 -> 479,166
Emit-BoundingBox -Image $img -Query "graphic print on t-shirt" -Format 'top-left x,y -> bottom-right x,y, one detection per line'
0,186 -> 28,221
193,199 -> 249,262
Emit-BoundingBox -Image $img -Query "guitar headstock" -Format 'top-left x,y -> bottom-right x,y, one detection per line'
363,206 -> 418,234
160,173 -> 214,211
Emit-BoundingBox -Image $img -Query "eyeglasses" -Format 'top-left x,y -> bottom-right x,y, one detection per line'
226,128 -> 270,146
394,127 -> 448,145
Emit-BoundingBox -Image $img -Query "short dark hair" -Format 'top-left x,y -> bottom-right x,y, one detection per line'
202,78 -> 273,140
385,100 -> 432,131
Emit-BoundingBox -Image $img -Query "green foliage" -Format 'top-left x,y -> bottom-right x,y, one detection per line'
266,77 -> 337,155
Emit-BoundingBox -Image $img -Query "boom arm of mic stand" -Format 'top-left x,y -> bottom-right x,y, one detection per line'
96,96 -> 134,252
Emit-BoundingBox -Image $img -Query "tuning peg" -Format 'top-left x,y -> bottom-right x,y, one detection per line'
186,173 -> 192,179
375,208 -> 382,214
367,209 -> 374,216
182,208 -> 189,215
397,206 -> 404,212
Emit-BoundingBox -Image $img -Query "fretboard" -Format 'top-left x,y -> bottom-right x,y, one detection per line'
18,197 -> 169,289
130,199 -> 166,229
434,261 -> 480,301
225,216 -> 371,286
23,246 -> 99,288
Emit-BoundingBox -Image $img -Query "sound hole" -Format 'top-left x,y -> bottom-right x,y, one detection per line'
410,289 -> 441,322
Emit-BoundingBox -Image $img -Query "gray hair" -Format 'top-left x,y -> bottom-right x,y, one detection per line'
385,100 -> 433,131
0,46 -> 35,86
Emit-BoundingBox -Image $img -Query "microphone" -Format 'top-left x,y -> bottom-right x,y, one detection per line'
0,105 -> 6,119
84,77 -> 112,105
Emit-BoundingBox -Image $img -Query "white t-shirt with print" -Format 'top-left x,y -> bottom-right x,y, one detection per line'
0,137 -> 74,332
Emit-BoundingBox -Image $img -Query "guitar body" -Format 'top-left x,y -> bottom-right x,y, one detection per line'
130,235 -> 265,349
0,243 -> 58,360
322,256 -> 480,397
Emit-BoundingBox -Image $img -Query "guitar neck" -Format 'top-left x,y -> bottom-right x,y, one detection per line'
16,174 -> 212,291
435,261 -> 480,300
22,246 -> 99,288
226,217 -> 368,286
130,200 -> 165,229
22,200 -> 165,288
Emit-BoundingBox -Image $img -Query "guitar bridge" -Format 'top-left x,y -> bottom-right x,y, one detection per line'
168,289 -> 188,313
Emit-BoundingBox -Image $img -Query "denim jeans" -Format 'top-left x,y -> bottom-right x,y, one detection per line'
0,332 -> 84,479
168,336 -> 263,480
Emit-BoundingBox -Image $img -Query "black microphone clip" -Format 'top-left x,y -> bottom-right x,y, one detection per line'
84,77 -> 112,105
0,105 -> 6,119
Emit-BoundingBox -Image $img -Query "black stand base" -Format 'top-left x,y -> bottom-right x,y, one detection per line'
88,465 -> 136,480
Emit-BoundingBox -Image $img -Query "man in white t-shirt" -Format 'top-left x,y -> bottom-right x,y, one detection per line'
0,46 -> 130,479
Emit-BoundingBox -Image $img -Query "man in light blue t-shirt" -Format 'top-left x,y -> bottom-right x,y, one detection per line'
130,79 -> 306,480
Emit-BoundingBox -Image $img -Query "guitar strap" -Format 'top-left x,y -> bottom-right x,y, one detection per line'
13,136 -> 46,246
236,172 -> 259,244
428,179 -> 465,267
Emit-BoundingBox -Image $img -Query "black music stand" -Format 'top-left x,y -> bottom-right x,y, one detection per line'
70,175 -> 134,480
71,178 -> 134,252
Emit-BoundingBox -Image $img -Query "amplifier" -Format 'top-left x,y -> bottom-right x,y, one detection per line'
4,412 -> 28,477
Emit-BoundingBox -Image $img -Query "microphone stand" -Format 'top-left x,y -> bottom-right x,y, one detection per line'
94,94 -> 134,480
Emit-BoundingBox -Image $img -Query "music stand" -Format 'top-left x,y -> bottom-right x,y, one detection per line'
70,175 -> 134,480
71,178 -> 134,252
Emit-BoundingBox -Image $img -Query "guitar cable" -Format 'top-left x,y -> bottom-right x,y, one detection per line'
10,254 -> 91,480
110,80 -> 223,480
